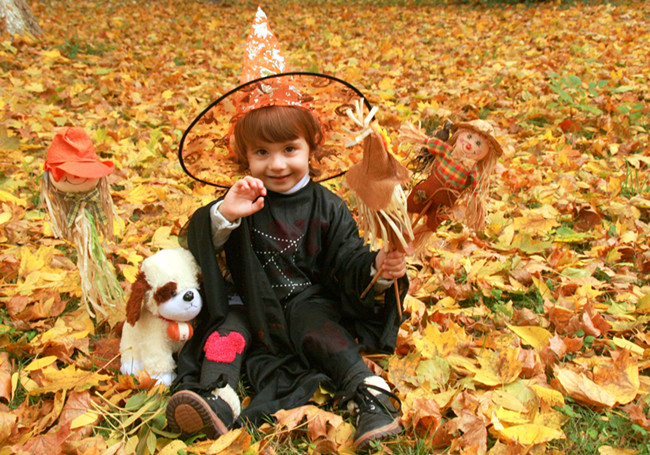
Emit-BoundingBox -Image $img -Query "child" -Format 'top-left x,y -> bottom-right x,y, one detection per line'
168,105 -> 409,448
166,8 -> 408,449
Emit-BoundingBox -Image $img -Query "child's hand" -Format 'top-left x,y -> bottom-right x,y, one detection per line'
219,176 -> 267,222
375,249 -> 407,280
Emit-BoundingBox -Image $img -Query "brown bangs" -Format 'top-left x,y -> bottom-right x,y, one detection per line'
232,106 -> 324,172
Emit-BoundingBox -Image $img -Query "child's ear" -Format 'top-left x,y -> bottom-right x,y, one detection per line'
125,271 -> 151,326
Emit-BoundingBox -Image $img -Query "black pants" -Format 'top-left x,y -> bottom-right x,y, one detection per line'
287,297 -> 373,398
199,305 -> 251,390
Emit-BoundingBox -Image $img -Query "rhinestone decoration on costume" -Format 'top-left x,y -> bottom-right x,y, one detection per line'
178,7 -> 372,189
252,226 -> 311,301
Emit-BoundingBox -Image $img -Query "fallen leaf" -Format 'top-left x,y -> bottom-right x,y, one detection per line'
0,353 -> 12,402
495,423 -> 564,445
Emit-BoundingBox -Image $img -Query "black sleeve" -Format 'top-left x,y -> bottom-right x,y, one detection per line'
321,191 -> 408,353
322,198 -> 377,301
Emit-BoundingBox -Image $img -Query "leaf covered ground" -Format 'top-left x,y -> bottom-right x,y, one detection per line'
1,0 -> 649,454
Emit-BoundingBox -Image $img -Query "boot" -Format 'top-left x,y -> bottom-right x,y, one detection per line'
351,380 -> 402,448
166,382 -> 239,439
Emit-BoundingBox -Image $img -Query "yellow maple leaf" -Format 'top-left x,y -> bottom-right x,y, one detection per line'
123,265 -> 140,283
28,365 -> 112,394
531,385 -> 565,408
598,446 -> 642,455
496,423 -> 565,445
493,408 -> 530,426
205,428 -> 251,454
466,348 -> 523,387
506,324 -> 552,351
0,189 -> 28,206
157,441 -> 188,455
41,49 -> 63,60
414,320 -> 472,359
513,205 -> 559,233
553,366 -> 617,407
24,356 -> 58,371
151,226 -> 180,249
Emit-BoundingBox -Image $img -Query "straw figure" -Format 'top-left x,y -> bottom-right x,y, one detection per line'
400,119 -> 503,248
41,127 -> 122,317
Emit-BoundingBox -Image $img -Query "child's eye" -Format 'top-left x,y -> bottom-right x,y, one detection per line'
285,146 -> 295,153
255,149 -> 268,156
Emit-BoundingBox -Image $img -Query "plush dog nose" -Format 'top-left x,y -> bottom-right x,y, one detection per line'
183,291 -> 194,302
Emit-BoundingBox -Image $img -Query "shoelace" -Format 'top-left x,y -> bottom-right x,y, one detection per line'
355,383 -> 402,415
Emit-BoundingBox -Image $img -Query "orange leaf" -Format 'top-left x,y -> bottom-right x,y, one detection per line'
59,391 -> 94,429
553,353 -> 639,408
553,366 -> 616,407
273,405 -> 343,442
412,397 -> 443,439
622,403 -> 650,430
16,423 -> 72,455
449,409 -> 487,455
0,407 -> 18,444
0,353 -> 12,403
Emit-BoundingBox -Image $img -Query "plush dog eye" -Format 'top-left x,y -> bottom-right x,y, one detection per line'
154,282 -> 179,303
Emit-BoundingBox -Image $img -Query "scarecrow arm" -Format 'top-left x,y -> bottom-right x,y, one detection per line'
398,122 -> 428,149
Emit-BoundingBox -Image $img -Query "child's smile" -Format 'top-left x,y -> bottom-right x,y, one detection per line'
246,137 -> 311,193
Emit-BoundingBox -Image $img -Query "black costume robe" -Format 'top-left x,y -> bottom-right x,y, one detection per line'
175,180 -> 407,424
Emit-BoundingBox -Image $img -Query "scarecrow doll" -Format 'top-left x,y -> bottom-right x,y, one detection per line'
41,127 -> 122,317
400,119 -> 503,241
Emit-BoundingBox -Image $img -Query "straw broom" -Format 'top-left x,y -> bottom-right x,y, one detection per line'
344,101 -> 414,318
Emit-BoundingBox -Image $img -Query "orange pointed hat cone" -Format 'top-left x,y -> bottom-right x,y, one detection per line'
240,7 -> 286,83
233,7 -> 307,121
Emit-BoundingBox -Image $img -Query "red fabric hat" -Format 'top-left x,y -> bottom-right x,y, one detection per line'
44,127 -> 114,182
178,8 -> 372,188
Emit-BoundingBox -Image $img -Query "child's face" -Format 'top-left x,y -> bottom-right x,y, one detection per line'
454,130 -> 489,166
245,136 -> 310,193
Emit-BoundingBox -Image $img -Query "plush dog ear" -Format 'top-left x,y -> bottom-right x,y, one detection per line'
126,271 -> 151,326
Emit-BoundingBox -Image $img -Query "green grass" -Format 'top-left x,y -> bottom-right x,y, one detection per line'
549,399 -> 650,454
56,33 -> 114,59
621,163 -> 650,199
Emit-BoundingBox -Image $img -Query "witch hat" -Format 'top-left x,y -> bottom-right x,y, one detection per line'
178,7 -> 373,188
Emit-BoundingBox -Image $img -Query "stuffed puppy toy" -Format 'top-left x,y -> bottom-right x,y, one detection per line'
120,248 -> 203,386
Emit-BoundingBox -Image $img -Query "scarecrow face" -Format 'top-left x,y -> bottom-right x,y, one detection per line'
245,136 -> 310,193
50,172 -> 100,193
454,130 -> 489,166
